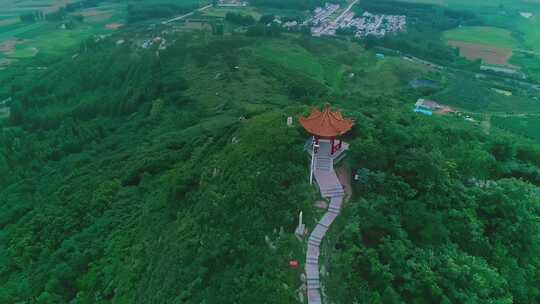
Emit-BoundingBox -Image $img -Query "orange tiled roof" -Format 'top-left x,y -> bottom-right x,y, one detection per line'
299,106 -> 353,138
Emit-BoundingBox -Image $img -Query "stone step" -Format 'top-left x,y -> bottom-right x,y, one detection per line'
317,221 -> 329,229
307,281 -> 321,290
315,223 -> 329,233
316,160 -> 331,165
316,166 -> 332,170
322,189 -> 344,196
329,203 -> 342,210
322,186 -> 344,191
314,228 -> 328,238
329,208 -> 341,215
309,234 -> 323,242
306,274 -> 320,281
321,184 -> 343,190
316,159 -> 331,163
308,239 -> 320,247
306,256 -> 318,263
328,209 -> 340,215
328,208 -> 340,215
321,189 -> 345,194
317,165 -> 331,169
329,205 -> 341,211
316,166 -> 332,171
309,238 -> 322,245
307,246 -> 319,258
322,192 -> 345,198
308,238 -> 321,246
321,185 -> 342,190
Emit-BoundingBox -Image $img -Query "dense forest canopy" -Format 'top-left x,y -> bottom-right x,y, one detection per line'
1,0 -> 540,303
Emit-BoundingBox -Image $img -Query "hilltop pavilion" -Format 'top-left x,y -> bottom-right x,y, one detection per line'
300,105 -> 354,155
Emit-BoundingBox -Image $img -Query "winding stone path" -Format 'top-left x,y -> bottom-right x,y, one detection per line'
306,141 -> 346,304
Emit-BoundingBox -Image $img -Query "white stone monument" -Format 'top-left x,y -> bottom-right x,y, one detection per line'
287,116 -> 293,127
294,211 -> 305,237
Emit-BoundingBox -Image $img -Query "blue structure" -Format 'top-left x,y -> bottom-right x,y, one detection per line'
413,107 -> 433,116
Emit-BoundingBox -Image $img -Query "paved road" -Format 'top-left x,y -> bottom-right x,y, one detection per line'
463,111 -> 540,118
335,0 -> 360,23
162,4 -> 213,24
324,0 -> 359,35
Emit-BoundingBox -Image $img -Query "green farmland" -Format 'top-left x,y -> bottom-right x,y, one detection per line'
443,26 -> 518,49
0,1 -> 126,64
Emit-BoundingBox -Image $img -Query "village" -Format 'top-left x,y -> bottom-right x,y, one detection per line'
306,2 -> 406,38
217,0 -> 248,7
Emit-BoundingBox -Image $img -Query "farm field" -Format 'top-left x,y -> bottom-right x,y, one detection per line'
0,0 -> 72,17
0,1 -> 126,66
447,40 -> 514,67
393,0 -> 540,79
203,6 -> 263,19
200,5 -> 307,25
443,25 -> 528,70
443,26 -> 518,49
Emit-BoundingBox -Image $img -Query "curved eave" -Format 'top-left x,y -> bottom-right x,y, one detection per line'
299,107 -> 354,138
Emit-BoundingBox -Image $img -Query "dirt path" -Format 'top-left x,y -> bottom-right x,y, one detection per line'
336,163 -> 352,203
463,111 -> 540,118
481,114 -> 492,135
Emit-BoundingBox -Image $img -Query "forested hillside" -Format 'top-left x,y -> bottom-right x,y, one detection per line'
0,32 -> 319,302
328,109 -> 540,303
1,19 -> 540,304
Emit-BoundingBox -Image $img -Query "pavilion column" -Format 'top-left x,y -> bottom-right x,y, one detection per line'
331,138 -> 335,155
338,139 -> 342,150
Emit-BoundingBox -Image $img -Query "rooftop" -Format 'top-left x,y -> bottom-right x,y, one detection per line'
300,106 -> 354,138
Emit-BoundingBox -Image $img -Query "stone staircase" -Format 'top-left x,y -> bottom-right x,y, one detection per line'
314,157 -> 345,198
306,148 -> 346,304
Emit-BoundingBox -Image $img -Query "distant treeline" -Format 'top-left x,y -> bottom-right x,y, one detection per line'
224,12 -> 255,26
19,11 -> 44,23
19,0 -> 99,23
